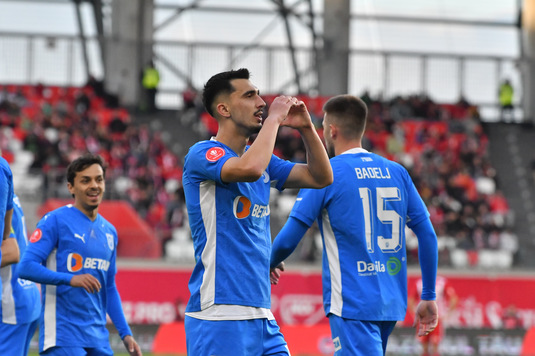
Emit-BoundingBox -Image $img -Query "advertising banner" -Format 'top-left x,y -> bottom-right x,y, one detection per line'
116,267 -> 535,329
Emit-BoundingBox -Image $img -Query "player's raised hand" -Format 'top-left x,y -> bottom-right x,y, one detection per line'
70,274 -> 102,293
123,335 -> 143,356
413,300 -> 439,337
283,99 -> 313,130
270,262 -> 285,285
267,96 -> 298,124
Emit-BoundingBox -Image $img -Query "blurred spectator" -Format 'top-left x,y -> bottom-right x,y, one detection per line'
502,304 -> 522,329
85,74 -> 106,98
182,84 -> 199,112
140,61 -> 160,113
498,79 -> 514,122
500,228 -> 519,263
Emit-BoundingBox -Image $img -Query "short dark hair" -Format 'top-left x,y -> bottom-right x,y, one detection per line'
66,153 -> 106,186
202,68 -> 250,117
323,95 -> 368,139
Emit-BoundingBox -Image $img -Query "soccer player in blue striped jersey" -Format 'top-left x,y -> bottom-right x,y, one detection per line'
0,156 -> 20,294
18,154 -> 142,356
183,68 -> 333,355
0,193 -> 41,356
270,95 -> 439,356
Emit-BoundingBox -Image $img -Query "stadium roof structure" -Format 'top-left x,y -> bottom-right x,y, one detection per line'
0,0 -> 524,119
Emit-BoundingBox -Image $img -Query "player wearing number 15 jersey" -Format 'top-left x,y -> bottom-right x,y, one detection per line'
270,95 -> 439,356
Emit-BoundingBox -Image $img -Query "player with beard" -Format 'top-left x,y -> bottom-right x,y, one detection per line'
270,95 -> 439,355
182,68 -> 332,355
18,154 -> 142,356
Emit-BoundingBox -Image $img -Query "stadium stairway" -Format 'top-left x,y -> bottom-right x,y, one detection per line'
130,107 -> 207,160
486,122 -> 535,267
129,107 -> 206,261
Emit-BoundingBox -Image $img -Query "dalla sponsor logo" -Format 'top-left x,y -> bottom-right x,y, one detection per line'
357,257 -> 401,276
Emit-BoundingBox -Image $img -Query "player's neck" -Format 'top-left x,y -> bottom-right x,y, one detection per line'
335,140 -> 362,156
74,203 -> 99,221
214,131 -> 248,156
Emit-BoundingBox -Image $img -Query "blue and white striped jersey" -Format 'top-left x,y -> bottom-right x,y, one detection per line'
0,157 -> 14,295
0,194 -> 41,325
19,205 -> 128,352
289,148 -> 430,321
183,140 -> 294,313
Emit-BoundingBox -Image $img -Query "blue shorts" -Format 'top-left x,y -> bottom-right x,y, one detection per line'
328,315 -> 396,356
0,318 -> 38,356
40,345 -> 113,356
185,316 -> 290,356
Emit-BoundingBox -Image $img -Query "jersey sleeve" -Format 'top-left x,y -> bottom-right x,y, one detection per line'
18,213 -> 72,285
0,159 -> 14,244
107,282 -> 132,339
270,216 -> 310,268
289,187 -> 326,226
106,232 -> 132,339
404,169 -> 430,229
186,142 -> 232,185
410,218 -> 438,300
2,160 -> 14,211
267,154 -> 296,191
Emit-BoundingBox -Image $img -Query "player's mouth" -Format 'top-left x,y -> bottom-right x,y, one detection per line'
87,191 -> 101,201
254,110 -> 264,123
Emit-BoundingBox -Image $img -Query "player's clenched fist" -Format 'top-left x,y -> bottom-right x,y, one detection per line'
70,273 -> 102,293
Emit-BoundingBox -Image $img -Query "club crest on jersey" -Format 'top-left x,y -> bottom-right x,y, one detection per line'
205,147 -> 225,162
107,233 -> 114,251
261,171 -> 270,183
29,228 -> 42,243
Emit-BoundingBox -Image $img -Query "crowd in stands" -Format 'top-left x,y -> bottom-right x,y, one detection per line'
0,81 -> 518,266
0,81 -> 186,257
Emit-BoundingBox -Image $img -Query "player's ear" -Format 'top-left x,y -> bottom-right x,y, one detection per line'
67,182 -> 75,195
216,102 -> 231,118
329,123 -> 338,139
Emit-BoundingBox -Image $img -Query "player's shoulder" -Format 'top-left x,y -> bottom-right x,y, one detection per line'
187,140 -> 219,154
369,153 -> 410,177
44,204 -> 73,217
185,140 -> 230,167
0,156 -> 13,176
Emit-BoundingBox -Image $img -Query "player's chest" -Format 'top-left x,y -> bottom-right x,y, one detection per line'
58,222 -> 115,260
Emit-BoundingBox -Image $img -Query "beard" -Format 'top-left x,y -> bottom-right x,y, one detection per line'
327,142 -> 335,158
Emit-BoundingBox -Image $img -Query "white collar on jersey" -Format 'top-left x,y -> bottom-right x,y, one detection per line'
341,147 -> 369,155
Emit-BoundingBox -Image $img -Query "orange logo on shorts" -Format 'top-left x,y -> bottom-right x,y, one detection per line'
67,253 -> 84,272
29,229 -> 42,243
205,147 -> 225,162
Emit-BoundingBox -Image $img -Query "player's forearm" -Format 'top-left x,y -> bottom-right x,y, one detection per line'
3,209 -> 13,241
239,118 -> 281,179
270,217 -> 309,268
299,126 -> 333,188
412,218 -> 438,300
0,238 -> 19,267
107,284 -> 132,339
18,257 -> 72,285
